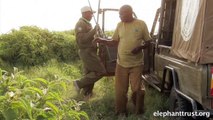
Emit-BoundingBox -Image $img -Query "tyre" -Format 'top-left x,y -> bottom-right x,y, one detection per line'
169,87 -> 193,120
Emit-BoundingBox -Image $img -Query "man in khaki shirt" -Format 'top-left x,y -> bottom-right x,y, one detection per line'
94,5 -> 151,116
73,6 -> 106,99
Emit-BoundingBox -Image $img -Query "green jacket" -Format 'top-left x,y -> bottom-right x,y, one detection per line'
75,18 -> 106,74
75,18 -> 96,49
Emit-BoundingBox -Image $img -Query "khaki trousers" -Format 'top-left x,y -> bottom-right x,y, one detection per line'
115,64 -> 145,114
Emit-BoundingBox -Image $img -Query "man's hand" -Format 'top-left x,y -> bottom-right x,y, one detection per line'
131,45 -> 145,54
93,37 -> 106,44
94,24 -> 101,30
93,37 -> 118,46
131,41 -> 151,54
94,24 -> 100,31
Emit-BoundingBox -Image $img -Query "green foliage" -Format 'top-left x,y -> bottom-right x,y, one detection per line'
0,58 -> 170,119
48,31 -> 78,62
104,31 -> 114,37
0,67 -> 88,120
0,26 -> 79,66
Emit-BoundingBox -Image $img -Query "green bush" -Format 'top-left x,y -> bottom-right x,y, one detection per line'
0,26 -> 79,66
48,32 -> 78,62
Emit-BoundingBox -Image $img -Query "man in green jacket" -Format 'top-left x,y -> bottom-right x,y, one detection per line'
73,6 -> 106,99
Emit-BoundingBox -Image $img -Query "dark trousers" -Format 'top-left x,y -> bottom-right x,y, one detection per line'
77,71 -> 103,95
77,49 -> 106,95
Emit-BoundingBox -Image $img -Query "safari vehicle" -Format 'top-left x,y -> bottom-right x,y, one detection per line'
142,0 -> 213,119
98,0 -> 213,119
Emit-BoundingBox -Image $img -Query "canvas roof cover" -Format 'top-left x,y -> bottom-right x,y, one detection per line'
171,0 -> 213,64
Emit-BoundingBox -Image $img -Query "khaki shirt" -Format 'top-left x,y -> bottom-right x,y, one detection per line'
112,19 -> 151,68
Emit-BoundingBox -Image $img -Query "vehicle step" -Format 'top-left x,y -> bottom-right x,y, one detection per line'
142,74 -> 162,92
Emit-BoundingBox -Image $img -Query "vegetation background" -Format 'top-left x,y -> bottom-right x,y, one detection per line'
0,26 -> 169,120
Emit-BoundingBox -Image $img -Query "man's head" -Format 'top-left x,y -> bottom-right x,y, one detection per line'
119,5 -> 134,22
81,6 -> 95,21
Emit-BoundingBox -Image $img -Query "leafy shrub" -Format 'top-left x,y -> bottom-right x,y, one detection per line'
48,32 -> 78,62
0,67 -> 88,120
0,26 -> 79,66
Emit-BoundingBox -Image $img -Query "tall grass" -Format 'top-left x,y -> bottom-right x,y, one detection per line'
20,60 -> 169,120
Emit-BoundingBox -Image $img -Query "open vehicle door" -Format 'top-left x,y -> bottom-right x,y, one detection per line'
97,8 -> 119,76
97,8 -> 138,76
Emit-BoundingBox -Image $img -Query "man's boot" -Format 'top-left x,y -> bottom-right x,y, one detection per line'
135,90 -> 145,114
131,92 -> 137,106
